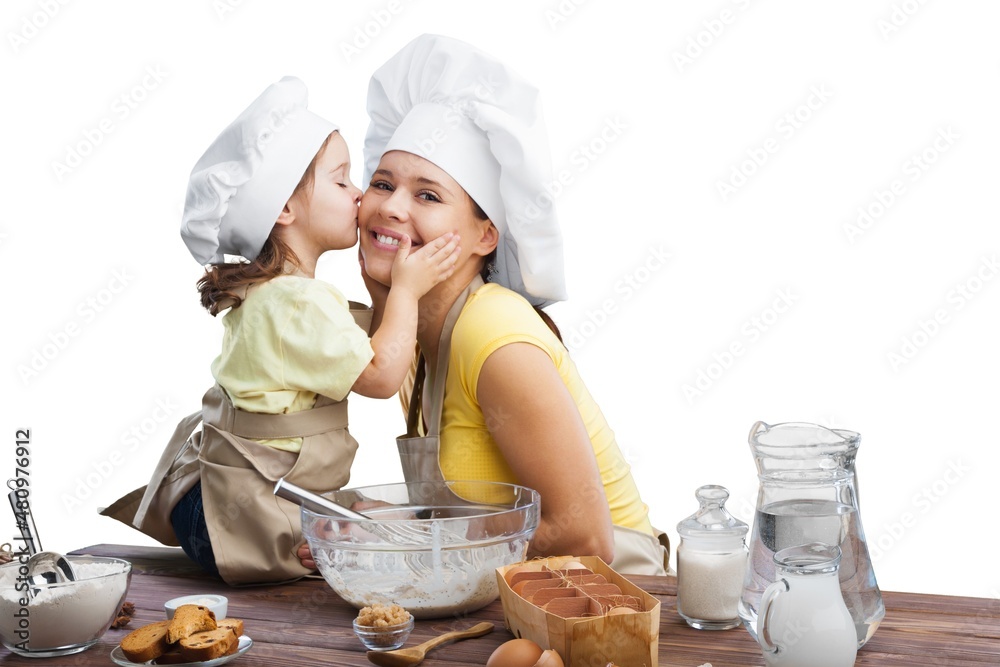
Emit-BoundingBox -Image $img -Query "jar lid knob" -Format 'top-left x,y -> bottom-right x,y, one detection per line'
676,484 -> 749,538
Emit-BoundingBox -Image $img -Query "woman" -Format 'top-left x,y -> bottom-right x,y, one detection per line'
305,34 -> 669,574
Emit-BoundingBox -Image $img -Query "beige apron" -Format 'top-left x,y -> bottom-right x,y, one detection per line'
395,279 -> 670,575
101,301 -> 372,586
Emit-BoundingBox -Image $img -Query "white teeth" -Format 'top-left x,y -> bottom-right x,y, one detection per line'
376,234 -> 400,247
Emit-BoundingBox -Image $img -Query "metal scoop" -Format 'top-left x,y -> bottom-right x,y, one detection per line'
27,550 -> 77,587
8,483 -> 76,593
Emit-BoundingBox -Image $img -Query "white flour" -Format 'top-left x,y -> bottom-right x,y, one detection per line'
317,543 -> 517,619
0,561 -> 128,651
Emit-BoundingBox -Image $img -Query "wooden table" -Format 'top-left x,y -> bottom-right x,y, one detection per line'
2,544 -> 996,666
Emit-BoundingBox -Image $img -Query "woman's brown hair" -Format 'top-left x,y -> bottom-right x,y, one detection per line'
196,134 -> 332,316
472,197 -> 563,343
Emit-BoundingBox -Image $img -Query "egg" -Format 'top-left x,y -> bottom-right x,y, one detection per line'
534,649 -> 565,667
560,560 -> 589,570
486,638 -> 543,667
606,605 -> 637,615
503,564 -> 536,585
511,579 -> 533,597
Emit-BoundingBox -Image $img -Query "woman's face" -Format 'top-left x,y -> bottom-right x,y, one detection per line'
358,151 -> 496,286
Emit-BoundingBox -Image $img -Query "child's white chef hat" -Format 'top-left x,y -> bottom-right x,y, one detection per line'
364,34 -> 566,307
181,76 -> 337,265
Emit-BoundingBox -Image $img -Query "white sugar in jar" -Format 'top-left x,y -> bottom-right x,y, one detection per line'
676,485 -> 748,630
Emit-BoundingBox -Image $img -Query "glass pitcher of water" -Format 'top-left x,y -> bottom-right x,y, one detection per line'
738,421 -> 885,647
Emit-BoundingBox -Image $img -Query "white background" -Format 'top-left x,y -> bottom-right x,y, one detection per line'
2,0 -> 998,600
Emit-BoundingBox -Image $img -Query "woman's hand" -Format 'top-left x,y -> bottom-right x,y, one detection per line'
477,343 -> 615,563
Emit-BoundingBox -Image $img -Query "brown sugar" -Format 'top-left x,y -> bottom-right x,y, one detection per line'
356,602 -> 411,628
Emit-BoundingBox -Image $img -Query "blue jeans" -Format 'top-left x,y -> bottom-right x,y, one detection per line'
170,482 -> 220,577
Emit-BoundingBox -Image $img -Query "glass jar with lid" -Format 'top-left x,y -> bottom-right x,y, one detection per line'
676,485 -> 749,630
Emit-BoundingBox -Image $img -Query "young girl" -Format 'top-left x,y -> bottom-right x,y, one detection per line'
103,76 -> 459,584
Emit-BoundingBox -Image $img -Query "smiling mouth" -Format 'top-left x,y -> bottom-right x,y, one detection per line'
371,230 -> 421,249
375,233 -> 401,247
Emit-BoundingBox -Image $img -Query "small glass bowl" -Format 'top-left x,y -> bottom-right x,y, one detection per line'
164,593 -> 228,620
352,617 -> 414,651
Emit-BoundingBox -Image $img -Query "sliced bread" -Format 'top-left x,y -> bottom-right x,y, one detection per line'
216,617 -> 245,637
150,646 -> 189,664
166,604 -> 217,644
178,627 -> 239,661
119,619 -> 171,663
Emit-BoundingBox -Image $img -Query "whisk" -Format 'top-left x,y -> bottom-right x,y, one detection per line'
274,478 -> 466,546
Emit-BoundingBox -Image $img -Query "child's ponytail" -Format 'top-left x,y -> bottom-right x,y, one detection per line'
196,233 -> 299,316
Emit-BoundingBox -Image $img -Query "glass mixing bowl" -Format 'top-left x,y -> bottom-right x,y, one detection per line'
302,481 -> 540,619
0,555 -> 132,657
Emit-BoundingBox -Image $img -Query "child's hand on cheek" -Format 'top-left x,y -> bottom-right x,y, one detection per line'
389,232 -> 461,299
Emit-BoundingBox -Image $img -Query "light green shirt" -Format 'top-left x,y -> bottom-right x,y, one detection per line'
211,275 -> 374,452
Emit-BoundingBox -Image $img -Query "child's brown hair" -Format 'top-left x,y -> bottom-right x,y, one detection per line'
196,133 -> 333,315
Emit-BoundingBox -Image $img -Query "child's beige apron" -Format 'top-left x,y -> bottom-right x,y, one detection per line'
395,278 -> 670,576
101,302 -> 372,586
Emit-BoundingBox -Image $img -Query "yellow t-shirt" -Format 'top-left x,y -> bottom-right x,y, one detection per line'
211,275 -> 374,452
440,283 -> 654,535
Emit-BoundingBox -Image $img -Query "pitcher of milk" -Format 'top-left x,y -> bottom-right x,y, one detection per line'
756,542 -> 857,667
738,421 -> 884,647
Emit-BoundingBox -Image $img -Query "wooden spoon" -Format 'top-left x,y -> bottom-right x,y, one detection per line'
366,621 -> 494,667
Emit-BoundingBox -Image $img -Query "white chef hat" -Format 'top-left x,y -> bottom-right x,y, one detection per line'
181,76 -> 337,265
364,34 -> 567,307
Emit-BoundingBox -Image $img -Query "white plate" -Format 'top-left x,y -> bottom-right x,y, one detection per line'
110,635 -> 252,666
